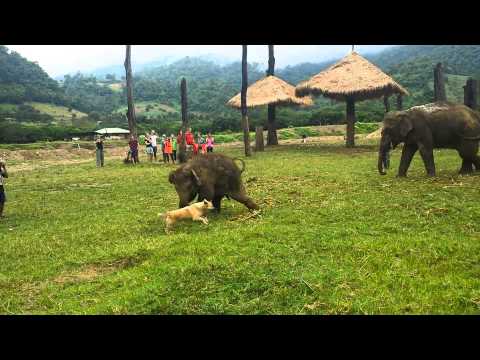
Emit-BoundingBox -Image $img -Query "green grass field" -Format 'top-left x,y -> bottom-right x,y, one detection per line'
1,141 -> 480,314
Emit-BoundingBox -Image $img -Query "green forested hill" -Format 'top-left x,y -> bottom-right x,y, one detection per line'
1,45 -> 480,143
371,45 -> 480,77
0,46 -> 67,105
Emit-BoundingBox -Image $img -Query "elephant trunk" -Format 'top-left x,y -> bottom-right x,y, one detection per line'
378,134 -> 391,176
378,151 -> 387,175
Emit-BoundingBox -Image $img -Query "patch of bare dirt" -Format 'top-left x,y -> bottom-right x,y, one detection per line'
53,253 -> 150,284
219,135 -> 365,148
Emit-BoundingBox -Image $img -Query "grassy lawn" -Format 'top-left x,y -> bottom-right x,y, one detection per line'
1,141 -> 480,314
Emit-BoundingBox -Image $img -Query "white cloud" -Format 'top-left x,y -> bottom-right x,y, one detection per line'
5,45 -> 395,77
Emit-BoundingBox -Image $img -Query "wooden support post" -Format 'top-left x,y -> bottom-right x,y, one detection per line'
266,45 -> 278,146
383,95 -> 390,113
464,78 -> 478,110
178,77 -> 188,163
396,94 -> 403,110
346,97 -> 356,148
434,63 -> 447,102
255,126 -> 264,151
241,45 -> 251,157
124,45 -> 137,138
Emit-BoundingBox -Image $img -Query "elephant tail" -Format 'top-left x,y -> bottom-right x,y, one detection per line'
233,158 -> 246,173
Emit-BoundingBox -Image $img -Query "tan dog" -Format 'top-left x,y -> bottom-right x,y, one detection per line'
159,199 -> 214,233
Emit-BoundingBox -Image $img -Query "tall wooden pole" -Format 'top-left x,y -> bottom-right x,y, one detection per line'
241,45 -> 251,157
396,94 -> 403,110
434,63 -> 447,102
179,77 -> 188,163
346,97 -> 355,148
124,45 -> 137,138
383,94 -> 390,113
464,78 -> 478,110
266,45 -> 278,146
255,126 -> 264,152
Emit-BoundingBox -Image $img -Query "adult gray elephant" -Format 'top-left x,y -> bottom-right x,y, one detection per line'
378,103 -> 480,177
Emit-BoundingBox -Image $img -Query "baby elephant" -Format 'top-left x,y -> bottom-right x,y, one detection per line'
168,153 -> 259,212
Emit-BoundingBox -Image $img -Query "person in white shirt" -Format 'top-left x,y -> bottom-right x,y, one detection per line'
150,130 -> 158,161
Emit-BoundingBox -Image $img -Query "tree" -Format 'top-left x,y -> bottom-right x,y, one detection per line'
178,77 -> 188,163
241,45 -> 251,157
124,45 -> 137,138
266,45 -> 278,145
105,73 -> 117,82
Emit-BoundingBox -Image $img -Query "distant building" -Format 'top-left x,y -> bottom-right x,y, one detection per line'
95,128 -> 130,140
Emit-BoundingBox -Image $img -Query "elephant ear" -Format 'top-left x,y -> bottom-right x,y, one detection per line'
399,115 -> 413,137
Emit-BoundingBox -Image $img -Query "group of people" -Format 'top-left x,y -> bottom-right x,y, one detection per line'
140,131 -> 177,164
179,128 -> 215,155
125,128 -> 214,165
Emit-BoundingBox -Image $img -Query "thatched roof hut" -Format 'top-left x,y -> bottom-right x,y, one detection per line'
296,51 -> 409,101
228,75 -> 313,108
295,51 -> 408,147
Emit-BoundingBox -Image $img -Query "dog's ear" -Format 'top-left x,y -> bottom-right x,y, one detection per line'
203,199 -> 208,205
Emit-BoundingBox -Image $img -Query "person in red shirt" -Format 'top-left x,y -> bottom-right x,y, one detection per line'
185,128 -> 194,145
164,136 -> 174,164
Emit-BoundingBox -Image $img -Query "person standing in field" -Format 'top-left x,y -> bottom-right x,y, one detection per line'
185,128 -> 194,147
0,159 -> 8,218
197,131 -> 207,154
128,135 -> 139,165
171,134 -> 177,162
206,132 -> 214,153
164,136 -> 174,164
161,134 -> 169,163
177,130 -> 183,147
145,133 -> 154,162
95,136 -> 105,167
150,130 -> 158,161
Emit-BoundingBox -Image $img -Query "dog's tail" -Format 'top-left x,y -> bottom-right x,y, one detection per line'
233,158 -> 246,174
158,213 -> 167,219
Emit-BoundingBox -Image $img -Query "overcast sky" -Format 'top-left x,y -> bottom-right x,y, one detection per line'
6,45 -> 396,78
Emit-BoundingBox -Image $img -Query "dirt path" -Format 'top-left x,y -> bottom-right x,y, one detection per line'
4,135 -> 370,173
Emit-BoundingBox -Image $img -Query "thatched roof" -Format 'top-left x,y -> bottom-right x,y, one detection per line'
295,51 -> 409,102
227,75 -> 313,108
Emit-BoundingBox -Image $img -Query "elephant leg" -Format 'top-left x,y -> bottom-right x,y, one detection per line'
458,141 -> 478,174
418,143 -> 436,177
472,156 -> 480,171
229,185 -> 259,211
197,185 -> 215,202
398,144 -> 418,177
459,159 -> 474,174
212,195 -> 223,213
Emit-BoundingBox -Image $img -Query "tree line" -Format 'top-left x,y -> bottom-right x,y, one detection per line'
1,45 -> 480,143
